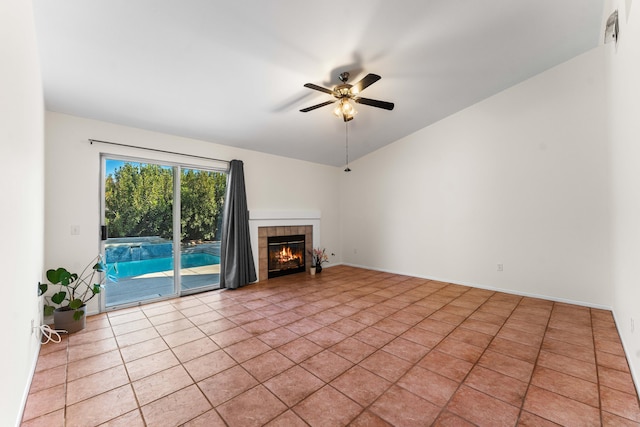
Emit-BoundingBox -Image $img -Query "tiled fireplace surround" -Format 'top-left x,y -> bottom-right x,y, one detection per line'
249,211 -> 321,282
258,226 -> 313,281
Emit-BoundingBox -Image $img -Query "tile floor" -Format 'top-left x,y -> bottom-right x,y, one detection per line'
22,266 -> 640,426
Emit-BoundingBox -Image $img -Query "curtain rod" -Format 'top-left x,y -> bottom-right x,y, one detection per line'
88,138 -> 230,164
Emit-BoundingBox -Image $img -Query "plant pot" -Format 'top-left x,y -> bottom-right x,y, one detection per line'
53,306 -> 86,334
310,267 -> 316,276
316,263 -> 322,273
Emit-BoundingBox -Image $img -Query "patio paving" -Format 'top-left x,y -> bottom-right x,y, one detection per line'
106,264 -> 221,307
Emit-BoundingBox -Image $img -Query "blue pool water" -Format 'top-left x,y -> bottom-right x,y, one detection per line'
110,253 -> 219,278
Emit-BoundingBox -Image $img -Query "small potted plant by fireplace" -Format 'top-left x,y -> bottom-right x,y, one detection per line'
38,255 -> 116,334
310,247 -> 329,273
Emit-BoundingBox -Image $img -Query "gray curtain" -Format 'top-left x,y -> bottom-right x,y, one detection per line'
220,160 -> 256,289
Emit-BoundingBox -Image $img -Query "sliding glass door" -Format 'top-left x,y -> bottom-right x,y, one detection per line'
179,167 -> 226,294
101,156 -> 226,309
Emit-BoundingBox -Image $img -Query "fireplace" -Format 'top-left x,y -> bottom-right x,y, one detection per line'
268,234 -> 305,278
256,224 -> 313,281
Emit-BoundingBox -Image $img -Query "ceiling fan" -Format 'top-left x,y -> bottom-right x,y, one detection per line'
300,72 -> 394,122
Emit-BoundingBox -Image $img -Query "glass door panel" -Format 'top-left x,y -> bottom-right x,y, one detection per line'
179,167 -> 226,294
103,159 -> 177,307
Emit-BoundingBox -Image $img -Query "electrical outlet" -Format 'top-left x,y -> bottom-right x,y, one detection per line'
497,264 -> 503,272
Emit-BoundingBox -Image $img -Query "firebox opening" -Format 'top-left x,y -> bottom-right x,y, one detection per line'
268,234 -> 305,278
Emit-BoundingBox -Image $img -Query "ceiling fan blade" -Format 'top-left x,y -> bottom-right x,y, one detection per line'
355,97 -> 394,110
300,100 -> 336,112
350,73 -> 381,94
303,83 -> 335,95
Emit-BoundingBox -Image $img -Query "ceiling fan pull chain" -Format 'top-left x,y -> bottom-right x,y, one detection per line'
344,121 -> 351,172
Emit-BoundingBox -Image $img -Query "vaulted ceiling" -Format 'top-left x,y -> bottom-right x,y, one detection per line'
33,0 -> 604,166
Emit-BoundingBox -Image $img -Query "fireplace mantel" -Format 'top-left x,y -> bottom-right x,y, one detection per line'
249,210 -> 320,281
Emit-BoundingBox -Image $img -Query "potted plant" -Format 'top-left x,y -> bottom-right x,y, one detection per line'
38,255 -> 116,334
309,247 -> 329,273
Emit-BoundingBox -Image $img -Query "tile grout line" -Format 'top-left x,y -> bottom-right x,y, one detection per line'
338,283 -> 473,424
147,294 -> 227,426
430,288 -> 521,425
591,306 -> 605,426
513,299 -> 554,425
246,276 -> 402,424
209,274 -> 419,424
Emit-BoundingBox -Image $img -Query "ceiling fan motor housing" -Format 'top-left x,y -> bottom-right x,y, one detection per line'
335,84 -> 352,98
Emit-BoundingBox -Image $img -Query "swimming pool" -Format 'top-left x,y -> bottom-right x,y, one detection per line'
110,253 -> 220,278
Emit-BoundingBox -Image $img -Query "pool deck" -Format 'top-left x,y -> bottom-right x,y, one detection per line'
105,264 -> 221,307
134,263 -> 220,278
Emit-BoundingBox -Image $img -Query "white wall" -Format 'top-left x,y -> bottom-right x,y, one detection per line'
0,0 -> 45,425
341,46 -> 612,307
44,112 -> 342,314
607,0 -> 640,391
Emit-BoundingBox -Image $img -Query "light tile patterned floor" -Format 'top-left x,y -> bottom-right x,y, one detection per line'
22,266 -> 640,426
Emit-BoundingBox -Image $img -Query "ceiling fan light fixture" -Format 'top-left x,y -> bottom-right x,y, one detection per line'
334,98 -> 356,120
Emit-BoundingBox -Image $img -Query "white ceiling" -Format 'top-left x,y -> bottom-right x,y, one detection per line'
32,0 -> 605,167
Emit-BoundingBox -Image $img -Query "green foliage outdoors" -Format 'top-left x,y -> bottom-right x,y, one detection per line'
181,168 -> 227,241
105,163 -> 227,242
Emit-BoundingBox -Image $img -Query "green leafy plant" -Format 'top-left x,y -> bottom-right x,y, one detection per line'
38,255 -> 117,321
